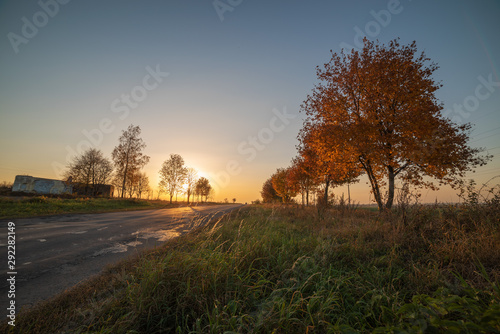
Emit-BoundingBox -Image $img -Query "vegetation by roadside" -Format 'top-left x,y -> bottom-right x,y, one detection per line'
3,192 -> 499,333
0,196 -> 223,220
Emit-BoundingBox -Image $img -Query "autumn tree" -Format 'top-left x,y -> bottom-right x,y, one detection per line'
271,167 -> 299,203
297,127 -> 361,206
301,38 -> 490,211
288,152 -> 321,206
65,148 -> 113,196
261,177 -> 281,203
195,177 -> 212,203
159,154 -> 188,203
112,125 -> 150,198
184,167 -> 197,204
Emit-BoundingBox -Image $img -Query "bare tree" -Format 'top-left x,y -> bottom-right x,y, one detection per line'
195,177 -> 212,203
156,189 -> 163,200
111,125 -> 150,198
125,172 -> 139,198
184,167 -> 197,205
65,148 -> 113,196
134,172 -> 150,199
159,154 -> 188,203
207,187 -> 215,202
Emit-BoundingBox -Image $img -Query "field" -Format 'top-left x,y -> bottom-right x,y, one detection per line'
0,196 -> 218,220
3,194 -> 499,333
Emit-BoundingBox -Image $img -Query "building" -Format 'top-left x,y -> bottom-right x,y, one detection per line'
12,175 -> 72,195
11,175 -> 114,197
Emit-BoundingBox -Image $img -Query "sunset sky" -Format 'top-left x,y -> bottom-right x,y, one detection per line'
0,0 -> 499,204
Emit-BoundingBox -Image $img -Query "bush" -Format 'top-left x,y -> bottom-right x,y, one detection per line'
0,181 -> 12,195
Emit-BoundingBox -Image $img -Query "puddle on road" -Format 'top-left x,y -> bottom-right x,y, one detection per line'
132,229 -> 181,242
127,241 -> 142,247
93,241 -> 143,256
68,231 -> 88,235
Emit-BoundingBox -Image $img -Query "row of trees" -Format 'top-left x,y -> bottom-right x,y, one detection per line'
158,154 -> 213,203
65,125 -> 214,202
263,38 -> 490,211
65,125 -> 151,198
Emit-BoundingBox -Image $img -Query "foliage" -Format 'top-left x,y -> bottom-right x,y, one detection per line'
300,38 -> 490,211
288,154 -> 319,206
271,167 -> 299,203
375,284 -> 500,333
298,128 -> 361,207
261,177 -> 281,203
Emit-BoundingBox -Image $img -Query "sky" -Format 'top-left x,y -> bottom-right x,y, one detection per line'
0,0 -> 499,204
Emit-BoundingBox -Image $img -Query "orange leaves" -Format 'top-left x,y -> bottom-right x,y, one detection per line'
271,167 -> 299,203
299,38 -> 490,210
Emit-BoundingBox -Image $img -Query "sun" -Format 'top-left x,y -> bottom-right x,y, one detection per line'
196,169 -> 209,180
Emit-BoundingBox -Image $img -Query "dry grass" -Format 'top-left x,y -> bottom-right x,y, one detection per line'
2,186 -> 499,333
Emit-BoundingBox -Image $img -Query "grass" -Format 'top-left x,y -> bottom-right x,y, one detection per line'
2,195 -> 500,333
0,196 -> 167,219
0,196 -> 224,220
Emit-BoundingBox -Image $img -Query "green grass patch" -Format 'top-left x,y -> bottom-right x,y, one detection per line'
0,196 -> 173,219
3,204 -> 499,333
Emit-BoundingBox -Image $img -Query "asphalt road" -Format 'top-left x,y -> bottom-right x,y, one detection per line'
0,204 -> 243,310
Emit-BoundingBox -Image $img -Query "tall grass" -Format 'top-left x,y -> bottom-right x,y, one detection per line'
3,192 -> 499,333
0,196 -> 166,219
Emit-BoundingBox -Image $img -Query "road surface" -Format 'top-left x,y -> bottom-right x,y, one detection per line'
0,204 -> 243,310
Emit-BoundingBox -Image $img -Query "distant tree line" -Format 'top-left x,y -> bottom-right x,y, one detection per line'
65,124 -> 214,202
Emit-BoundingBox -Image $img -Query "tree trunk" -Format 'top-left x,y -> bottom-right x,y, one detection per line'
347,183 -> 351,207
385,166 -> 395,210
121,144 -> 131,199
121,162 -> 128,199
323,177 -> 330,205
365,164 -> 384,211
